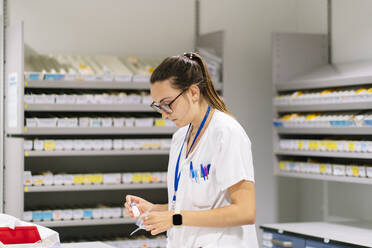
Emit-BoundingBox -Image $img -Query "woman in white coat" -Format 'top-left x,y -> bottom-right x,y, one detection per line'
125,52 -> 258,248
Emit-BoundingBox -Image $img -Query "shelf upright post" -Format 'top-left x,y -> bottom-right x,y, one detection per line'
4,137 -> 24,218
0,0 -> 4,212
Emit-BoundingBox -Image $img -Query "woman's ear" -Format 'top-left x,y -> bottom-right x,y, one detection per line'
188,84 -> 200,103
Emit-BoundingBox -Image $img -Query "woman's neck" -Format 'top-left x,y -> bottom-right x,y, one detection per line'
190,101 -> 210,131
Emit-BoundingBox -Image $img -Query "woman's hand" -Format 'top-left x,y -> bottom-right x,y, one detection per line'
143,210 -> 173,235
124,195 -> 155,218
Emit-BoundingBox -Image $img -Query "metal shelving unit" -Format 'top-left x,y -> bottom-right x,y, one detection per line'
23,127 -> 178,135
25,183 -> 167,192
276,171 -> 372,185
25,149 -> 169,157
275,149 -> 372,159
25,104 -> 154,112
34,218 -> 135,227
270,32 -> 372,246
275,127 -> 372,135
3,21 -> 225,241
25,80 -> 223,91
276,101 -> 372,112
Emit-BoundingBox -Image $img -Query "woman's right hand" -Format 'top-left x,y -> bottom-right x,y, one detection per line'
124,195 -> 155,218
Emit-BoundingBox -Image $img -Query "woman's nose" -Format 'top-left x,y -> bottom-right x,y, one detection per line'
161,111 -> 169,120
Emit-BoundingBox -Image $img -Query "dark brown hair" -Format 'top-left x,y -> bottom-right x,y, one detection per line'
150,52 -> 230,114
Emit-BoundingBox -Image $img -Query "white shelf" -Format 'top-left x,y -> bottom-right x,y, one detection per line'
25,183 -> 167,192
23,127 -> 178,135
25,149 -> 169,157
276,171 -> 372,185
276,61 -> 372,91
25,80 -> 223,91
275,126 -> 372,135
275,149 -> 372,159
33,217 -> 135,227
25,104 -> 153,112
275,101 -> 372,112
260,221 -> 372,247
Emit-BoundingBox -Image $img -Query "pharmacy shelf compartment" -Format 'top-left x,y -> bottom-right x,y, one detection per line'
275,127 -> 372,135
275,149 -> 372,160
275,101 -> 372,113
276,61 -> 372,91
276,171 -> 372,185
25,104 -> 154,112
23,127 -> 178,135
33,218 -> 135,227
25,149 -> 170,157
25,183 -> 167,192
25,80 -> 223,91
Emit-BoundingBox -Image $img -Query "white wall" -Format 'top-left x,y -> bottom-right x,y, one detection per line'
332,0 -> 372,63
9,0 -> 195,56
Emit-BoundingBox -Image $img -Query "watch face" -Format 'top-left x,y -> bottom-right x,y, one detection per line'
173,214 -> 182,225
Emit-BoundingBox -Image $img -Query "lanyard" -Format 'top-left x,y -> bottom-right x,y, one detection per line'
172,105 -> 211,209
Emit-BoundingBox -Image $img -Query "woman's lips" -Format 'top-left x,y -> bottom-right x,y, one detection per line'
172,119 -> 177,122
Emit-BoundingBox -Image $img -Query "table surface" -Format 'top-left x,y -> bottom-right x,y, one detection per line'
261,221 -> 372,247
61,242 -> 115,248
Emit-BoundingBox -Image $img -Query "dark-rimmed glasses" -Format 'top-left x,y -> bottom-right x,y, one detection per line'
150,89 -> 187,114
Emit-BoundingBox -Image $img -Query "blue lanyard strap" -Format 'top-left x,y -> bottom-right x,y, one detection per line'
173,105 -> 211,202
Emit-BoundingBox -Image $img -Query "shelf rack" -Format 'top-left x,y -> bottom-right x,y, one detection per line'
269,32 -> 372,247
25,183 -> 167,193
25,149 -> 170,157
33,218 -> 135,228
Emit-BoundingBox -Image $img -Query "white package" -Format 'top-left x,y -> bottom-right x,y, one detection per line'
135,118 -> 154,127
366,167 -> 372,178
38,118 -> 58,128
127,94 -> 142,104
23,211 -> 33,221
333,164 -> 346,176
61,209 -> 73,220
79,117 -> 90,127
56,94 -> 76,104
101,118 -> 113,127
125,118 -> 135,127
26,118 -> 38,128
43,173 -> 54,185
63,174 -> 74,185
95,139 -> 105,150
32,175 -> 44,186
24,140 -> 33,151
76,95 -> 89,104
52,210 -> 63,221
92,208 -> 104,219
122,173 -> 133,184
359,166 -> 366,177
113,118 -> 125,127
160,139 -> 172,149
33,140 -> 44,151
34,94 -> 55,104
89,118 -> 101,127
55,140 -> 65,151
122,139 -> 135,150
103,173 -> 121,184
142,95 -> 153,105
53,174 -> 65,185
24,94 -> 35,104
24,171 -> 32,186
113,139 -> 123,150
73,139 -> 84,150
63,140 -> 73,150
72,209 -> 84,220
58,118 -> 78,128
103,139 -> 113,150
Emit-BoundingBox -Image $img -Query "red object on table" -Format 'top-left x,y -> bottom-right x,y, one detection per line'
0,226 -> 41,244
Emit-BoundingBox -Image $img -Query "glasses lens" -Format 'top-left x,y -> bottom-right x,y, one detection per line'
150,103 -> 162,113
160,104 -> 173,114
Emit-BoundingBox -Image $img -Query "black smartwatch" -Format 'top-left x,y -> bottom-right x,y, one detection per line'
172,210 -> 182,226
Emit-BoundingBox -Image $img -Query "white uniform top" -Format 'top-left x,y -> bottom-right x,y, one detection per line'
167,110 -> 258,248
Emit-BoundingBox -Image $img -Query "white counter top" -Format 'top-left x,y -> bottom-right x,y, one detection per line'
61,242 -> 115,248
261,221 -> 372,247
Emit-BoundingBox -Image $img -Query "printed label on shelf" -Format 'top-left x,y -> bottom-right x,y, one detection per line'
8,72 -> 19,128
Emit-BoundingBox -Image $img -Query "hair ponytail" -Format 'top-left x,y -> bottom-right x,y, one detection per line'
190,53 -> 230,114
150,52 -> 230,115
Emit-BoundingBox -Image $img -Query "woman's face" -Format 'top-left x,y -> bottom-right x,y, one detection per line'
150,79 -> 195,127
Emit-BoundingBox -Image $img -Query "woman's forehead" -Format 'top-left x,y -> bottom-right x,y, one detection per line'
150,80 -> 179,102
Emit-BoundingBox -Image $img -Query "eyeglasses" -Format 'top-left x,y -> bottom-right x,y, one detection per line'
150,89 -> 187,114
